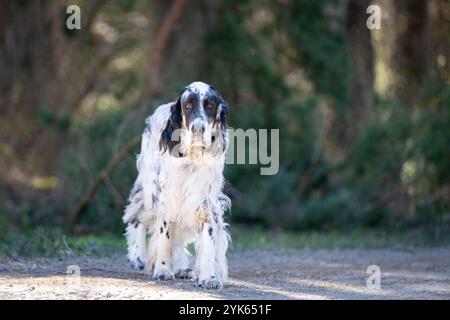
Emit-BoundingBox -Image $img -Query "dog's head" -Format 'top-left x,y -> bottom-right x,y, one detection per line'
159,81 -> 228,158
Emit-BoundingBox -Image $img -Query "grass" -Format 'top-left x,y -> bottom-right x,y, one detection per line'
1,224 -> 449,259
0,227 -> 124,258
230,225 -> 450,251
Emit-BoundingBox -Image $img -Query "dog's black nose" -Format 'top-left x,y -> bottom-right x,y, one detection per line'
191,122 -> 205,135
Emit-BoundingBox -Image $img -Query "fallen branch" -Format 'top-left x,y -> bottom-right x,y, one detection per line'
367,186 -> 407,212
105,175 -> 125,210
69,134 -> 141,226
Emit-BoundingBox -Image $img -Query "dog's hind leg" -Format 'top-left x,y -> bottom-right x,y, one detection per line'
123,182 -> 148,270
124,218 -> 147,270
123,122 -> 161,271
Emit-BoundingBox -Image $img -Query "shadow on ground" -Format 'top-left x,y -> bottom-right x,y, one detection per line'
1,248 -> 449,299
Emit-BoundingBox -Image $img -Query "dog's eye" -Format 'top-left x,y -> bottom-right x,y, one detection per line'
206,104 -> 215,110
185,103 -> 193,109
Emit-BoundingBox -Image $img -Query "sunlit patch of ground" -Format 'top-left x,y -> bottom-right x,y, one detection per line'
1,248 -> 449,299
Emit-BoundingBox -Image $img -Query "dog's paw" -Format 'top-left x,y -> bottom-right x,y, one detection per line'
129,256 -> 145,271
152,269 -> 174,281
175,268 -> 194,279
197,276 -> 222,290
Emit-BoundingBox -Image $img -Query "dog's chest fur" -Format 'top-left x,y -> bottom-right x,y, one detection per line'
159,154 -> 225,227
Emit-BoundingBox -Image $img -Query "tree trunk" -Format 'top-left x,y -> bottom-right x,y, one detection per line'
345,0 -> 375,145
393,0 -> 431,103
147,0 -> 188,97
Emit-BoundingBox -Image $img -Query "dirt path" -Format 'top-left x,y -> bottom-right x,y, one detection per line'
1,248 -> 449,299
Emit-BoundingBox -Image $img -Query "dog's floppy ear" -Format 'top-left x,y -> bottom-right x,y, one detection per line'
159,97 -> 183,153
216,101 -> 229,129
211,86 -> 228,130
210,87 -> 229,152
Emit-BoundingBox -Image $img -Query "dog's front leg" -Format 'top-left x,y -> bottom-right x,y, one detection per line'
195,212 -> 222,289
172,227 -> 194,279
151,220 -> 174,281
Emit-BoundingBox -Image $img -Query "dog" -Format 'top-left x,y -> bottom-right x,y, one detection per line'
123,81 -> 231,289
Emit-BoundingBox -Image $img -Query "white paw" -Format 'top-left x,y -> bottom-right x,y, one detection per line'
152,268 -> 174,281
175,268 -> 195,279
129,256 -> 145,270
197,276 -> 222,289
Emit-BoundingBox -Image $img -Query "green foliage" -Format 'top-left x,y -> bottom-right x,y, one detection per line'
348,105 -> 410,190
1,0 -> 449,239
275,0 -> 351,105
203,0 -> 289,124
347,86 -> 450,226
37,106 -> 71,131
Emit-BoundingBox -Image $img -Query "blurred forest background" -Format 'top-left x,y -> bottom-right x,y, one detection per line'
0,0 -> 449,246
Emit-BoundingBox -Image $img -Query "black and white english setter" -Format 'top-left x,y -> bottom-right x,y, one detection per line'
123,82 -> 230,289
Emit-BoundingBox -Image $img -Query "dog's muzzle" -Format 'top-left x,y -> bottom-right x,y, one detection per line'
190,120 -> 207,149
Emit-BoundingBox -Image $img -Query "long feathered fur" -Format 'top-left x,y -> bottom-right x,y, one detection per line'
123,82 -> 231,288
